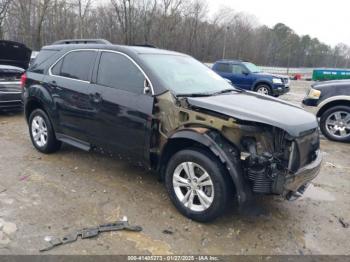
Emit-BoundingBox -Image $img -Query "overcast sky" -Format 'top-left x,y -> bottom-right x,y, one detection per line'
207,0 -> 349,47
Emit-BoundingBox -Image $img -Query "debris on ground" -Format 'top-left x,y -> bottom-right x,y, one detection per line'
19,175 -> 30,181
39,218 -> 142,252
0,185 -> 7,194
162,229 -> 174,235
337,217 -> 349,229
333,214 -> 349,228
325,162 -> 337,168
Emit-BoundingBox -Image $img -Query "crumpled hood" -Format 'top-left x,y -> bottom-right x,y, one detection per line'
187,92 -> 318,137
0,41 -> 31,69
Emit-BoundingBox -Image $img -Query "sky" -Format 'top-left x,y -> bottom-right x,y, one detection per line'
207,0 -> 350,47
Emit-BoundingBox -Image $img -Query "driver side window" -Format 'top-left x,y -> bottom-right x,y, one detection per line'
232,65 -> 245,74
96,52 -> 145,94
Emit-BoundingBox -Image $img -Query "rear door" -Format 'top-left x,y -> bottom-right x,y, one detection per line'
213,62 -> 233,82
91,51 -> 154,162
46,50 -> 98,142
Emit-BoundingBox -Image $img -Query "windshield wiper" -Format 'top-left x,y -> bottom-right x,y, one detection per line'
212,87 -> 246,95
176,92 -> 213,97
211,89 -> 236,96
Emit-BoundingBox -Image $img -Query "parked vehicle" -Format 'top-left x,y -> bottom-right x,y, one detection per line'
212,60 -> 290,96
0,41 -> 31,111
23,40 -> 322,222
303,80 -> 350,142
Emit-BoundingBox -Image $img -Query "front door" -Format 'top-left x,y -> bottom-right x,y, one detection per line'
229,64 -> 252,90
91,51 -> 154,162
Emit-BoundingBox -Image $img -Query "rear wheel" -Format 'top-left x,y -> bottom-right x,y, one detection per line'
320,105 -> 350,142
29,109 -> 61,153
255,84 -> 272,95
165,148 -> 232,222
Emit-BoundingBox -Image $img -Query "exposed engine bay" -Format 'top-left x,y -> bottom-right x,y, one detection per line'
153,91 -> 321,198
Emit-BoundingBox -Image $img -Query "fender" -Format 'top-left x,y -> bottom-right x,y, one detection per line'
316,95 -> 350,117
164,129 -> 252,206
24,82 -> 60,132
253,80 -> 272,90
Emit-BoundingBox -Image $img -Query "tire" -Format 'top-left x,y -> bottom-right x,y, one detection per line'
29,109 -> 62,153
165,148 -> 233,222
255,84 -> 272,96
320,105 -> 350,142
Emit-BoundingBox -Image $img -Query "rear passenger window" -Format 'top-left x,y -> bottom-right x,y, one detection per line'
97,52 -> 145,94
215,63 -> 232,73
51,59 -> 62,75
53,51 -> 96,81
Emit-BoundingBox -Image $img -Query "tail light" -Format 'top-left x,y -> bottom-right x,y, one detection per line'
20,73 -> 27,88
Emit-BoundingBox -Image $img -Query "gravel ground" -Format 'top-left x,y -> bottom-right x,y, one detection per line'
0,81 -> 349,255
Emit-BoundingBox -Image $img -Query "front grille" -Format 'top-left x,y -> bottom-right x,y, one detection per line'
283,78 -> 290,85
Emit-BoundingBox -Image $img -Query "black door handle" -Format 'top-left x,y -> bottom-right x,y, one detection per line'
89,92 -> 102,103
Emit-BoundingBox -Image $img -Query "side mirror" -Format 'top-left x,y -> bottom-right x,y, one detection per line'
242,70 -> 250,75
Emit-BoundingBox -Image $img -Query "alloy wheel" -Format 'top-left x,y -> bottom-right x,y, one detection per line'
257,86 -> 270,95
172,162 -> 214,212
325,111 -> 350,139
31,115 -> 48,147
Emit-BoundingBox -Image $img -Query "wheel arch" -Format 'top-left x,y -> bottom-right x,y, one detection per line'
253,80 -> 272,91
317,99 -> 350,118
158,129 -> 252,206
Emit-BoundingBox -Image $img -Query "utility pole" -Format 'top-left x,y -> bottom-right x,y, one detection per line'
222,26 -> 229,59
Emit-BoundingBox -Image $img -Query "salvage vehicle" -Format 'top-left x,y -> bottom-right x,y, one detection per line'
22,40 -> 322,222
0,40 -> 31,111
212,60 -> 290,96
303,80 -> 350,142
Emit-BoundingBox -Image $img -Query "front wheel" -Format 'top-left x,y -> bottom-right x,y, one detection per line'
320,106 -> 350,142
255,84 -> 272,95
165,149 -> 232,222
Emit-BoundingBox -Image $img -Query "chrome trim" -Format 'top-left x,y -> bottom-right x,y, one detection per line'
0,91 -> 21,94
48,48 -> 155,95
98,49 -> 155,95
315,95 -> 350,116
0,81 -> 21,85
0,100 -> 22,103
48,49 -> 97,84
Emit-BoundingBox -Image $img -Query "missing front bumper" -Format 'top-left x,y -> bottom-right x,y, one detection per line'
284,150 -> 322,196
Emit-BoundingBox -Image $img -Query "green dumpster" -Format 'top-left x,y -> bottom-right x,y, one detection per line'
313,68 -> 350,81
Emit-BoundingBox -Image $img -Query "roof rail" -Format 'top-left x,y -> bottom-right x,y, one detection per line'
132,44 -> 157,48
52,39 -> 112,45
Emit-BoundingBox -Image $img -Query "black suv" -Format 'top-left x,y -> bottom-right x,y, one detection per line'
23,40 -> 322,222
303,80 -> 350,142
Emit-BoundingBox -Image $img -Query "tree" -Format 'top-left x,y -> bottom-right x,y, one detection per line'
0,0 -> 12,38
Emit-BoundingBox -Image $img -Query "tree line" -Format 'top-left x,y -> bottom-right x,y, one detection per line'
0,0 -> 349,68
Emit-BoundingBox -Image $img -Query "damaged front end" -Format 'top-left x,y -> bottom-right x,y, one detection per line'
239,127 -> 321,199
153,91 -> 322,203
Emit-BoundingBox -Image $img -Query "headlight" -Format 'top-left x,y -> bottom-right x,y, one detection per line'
272,78 -> 283,84
308,88 -> 321,99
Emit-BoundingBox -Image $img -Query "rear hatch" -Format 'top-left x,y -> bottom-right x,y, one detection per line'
0,40 -> 31,69
0,41 -> 31,93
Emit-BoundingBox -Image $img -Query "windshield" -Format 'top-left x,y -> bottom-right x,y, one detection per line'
141,54 -> 234,95
243,62 -> 261,73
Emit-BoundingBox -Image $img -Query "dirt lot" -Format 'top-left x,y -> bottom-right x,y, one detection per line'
0,81 -> 349,255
